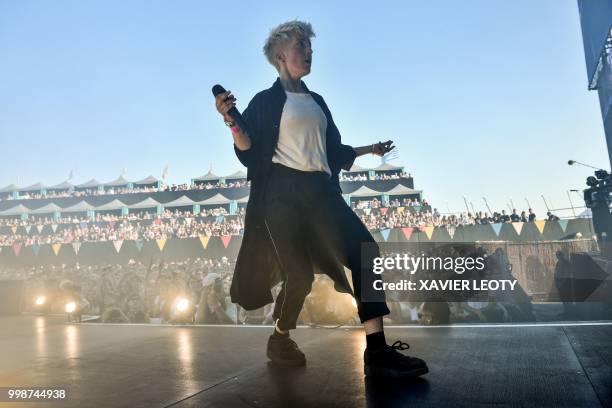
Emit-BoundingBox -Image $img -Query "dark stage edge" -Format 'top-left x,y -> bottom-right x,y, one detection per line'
0,316 -> 610,408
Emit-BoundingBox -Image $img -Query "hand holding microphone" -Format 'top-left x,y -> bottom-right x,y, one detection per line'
214,88 -> 237,123
212,84 -> 248,131
212,84 -> 251,150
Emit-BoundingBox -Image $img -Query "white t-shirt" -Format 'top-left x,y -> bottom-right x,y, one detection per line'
272,91 -> 331,175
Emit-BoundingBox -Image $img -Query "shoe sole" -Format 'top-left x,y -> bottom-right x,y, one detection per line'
267,350 -> 306,367
364,364 -> 429,378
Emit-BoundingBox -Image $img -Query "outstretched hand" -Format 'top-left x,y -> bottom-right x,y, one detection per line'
372,140 -> 395,156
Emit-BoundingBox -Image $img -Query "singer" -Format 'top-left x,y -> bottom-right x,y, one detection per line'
214,20 -> 428,378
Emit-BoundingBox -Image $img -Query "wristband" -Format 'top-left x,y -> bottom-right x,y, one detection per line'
230,125 -> 241,134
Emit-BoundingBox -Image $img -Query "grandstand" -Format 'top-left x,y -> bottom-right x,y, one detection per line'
0,163 -> 595,254
0,162 -> 602,328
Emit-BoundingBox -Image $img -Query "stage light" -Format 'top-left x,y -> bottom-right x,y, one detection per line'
65,302 -> 76,313
35,296 -> 46,306
176,298 -> 190,312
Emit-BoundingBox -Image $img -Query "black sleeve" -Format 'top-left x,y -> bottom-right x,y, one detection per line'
233,94 -> 259,169
330,121 -> 358,171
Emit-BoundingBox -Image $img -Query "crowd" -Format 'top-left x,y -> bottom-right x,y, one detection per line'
339,171 -> 411,182
3,257 -> 237,324
357,207 -> 559,230
0,198 -> 563,247
0,180 -> 251,202
2,243 -> 537,325
0,209 -> 245,247
352,197 -> 428,209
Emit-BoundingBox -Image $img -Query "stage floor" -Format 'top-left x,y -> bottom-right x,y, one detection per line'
0,316 -> 610,407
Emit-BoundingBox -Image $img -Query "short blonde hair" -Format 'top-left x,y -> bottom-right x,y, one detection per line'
263,20 -> 315,70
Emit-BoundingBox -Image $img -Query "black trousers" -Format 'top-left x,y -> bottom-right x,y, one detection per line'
264,163 -> 390,330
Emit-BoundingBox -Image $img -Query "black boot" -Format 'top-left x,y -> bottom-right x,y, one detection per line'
364,340 -> 428,378
267,334 -> 306,366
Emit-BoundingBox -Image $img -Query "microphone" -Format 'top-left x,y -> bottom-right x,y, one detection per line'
212,84 -> 249,132
567,159 -> 607,171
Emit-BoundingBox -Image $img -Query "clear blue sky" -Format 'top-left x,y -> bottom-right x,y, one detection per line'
0,0 -> 608,218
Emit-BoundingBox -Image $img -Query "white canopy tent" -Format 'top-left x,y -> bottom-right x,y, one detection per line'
60,201 -> 96,213
127,197 -> 162,209
163,195 -> 197,207
0,204 -> 32,216
349,186 -> 384,198
94,199 -> 128,211
30,203 -> 63,214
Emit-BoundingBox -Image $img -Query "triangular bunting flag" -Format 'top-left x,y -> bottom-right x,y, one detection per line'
13,243 -> 21,256
199,235 -> 210,249
11,226 -> 16,235
135,239 -> 144,252
401,227 -> 413,241
220,235 -> 231,248
380,228 -> 390,242
380,207 -> 388,216
113,240 -> 123,253
51,224 -> 58,233
72,242 -> 81,255
156,238 -> 167,252
52,243 -> 61,256
446,225 -> 456,239
25,225 -> 31,234
534,220 -> 546,235
491,223 -> 502,237
396,207 -> 404,214
512,222 -> 523,236
558,219 -> 568,232
424,226 -> 434,240
37,225 -> 43,233
32,244 -> 41,256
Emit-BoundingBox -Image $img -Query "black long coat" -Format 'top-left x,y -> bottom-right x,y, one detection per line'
230,78 -> 358,310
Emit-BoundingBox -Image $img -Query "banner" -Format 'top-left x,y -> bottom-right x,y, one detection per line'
423,226 -> 434,240
534,220 -> 546,235
113,240 -> 124,253
220,235 -> 231,248
156,238 -> 167,252
380,228 -> 390,242
199,235 -> 210,249
401,227 -> 413,241
512,222 -> 524,236
491,223 -> 502,237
